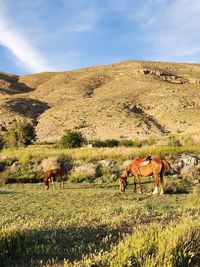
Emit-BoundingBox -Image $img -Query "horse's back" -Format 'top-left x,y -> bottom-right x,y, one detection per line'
161,159 -> 171,172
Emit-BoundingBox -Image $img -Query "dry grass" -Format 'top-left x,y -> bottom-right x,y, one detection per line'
1,60 -> 200,143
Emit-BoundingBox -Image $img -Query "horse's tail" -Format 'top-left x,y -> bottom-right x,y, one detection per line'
162,159 -> 171,172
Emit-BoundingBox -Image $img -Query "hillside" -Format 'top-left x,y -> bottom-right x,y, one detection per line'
1,60 -> 200,142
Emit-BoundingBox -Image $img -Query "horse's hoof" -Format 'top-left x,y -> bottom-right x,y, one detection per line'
152,186 -> 159,195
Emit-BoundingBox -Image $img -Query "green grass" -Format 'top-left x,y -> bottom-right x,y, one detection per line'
1,145 -> 200,162
0,183 -> 200,266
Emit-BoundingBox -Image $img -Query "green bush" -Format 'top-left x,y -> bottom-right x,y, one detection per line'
104,139 -> 119,147
119,140 -> 134,147
90,139 -> 119,147
4,122 -> 36,148
59,130 -> 85,148
96,165 -> 119,183
132,138 -> 143,147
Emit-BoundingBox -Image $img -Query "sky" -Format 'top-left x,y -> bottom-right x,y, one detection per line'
1,0 -> 200,75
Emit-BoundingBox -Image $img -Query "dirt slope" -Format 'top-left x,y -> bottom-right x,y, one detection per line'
0,60 -> 200,142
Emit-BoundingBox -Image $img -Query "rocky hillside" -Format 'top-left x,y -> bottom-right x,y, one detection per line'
1,60 -> 200,142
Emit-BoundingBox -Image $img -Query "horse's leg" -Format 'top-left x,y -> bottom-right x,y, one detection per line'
45,179 -> 49,190
134,174 -> 142,193
159,171 -> 164,195
60,175 -> 64,189
120,177 -> 127,192
51,176 -> 55,189
133,175 -> 137,192
152,172 -> 159,195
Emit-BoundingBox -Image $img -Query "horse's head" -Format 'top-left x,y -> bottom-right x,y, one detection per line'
119,176 -> 127,192
43,174 -> 50,190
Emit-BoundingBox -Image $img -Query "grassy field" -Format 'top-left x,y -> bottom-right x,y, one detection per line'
0,181 -> 200,267
1,145 -> 200,162
0,145 -> 200,266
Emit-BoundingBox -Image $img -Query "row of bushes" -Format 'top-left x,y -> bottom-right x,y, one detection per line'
0,121 -> 188,150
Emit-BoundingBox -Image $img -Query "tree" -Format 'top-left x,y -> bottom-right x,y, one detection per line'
59,130 -> 85,148
4,121 -> 36,148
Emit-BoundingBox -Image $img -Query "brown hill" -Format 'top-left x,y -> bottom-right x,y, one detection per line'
0,60 -> 200,142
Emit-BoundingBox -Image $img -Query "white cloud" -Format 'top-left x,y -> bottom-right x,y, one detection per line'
0,2 -> 52,73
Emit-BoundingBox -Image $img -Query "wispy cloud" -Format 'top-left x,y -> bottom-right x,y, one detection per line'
0,1 -> 52,73
1,0 -> 200,74
0,0 -> 100,73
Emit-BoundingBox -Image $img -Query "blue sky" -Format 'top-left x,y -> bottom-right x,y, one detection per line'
1,0 -> 200,75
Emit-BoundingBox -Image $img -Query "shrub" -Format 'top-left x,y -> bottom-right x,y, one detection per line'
4,122 -> 36,148
96,165 -> 120,183
119,140 -> 133,147
132,138 -> 143,147
68,163 -> 97,183
104,139 -> 119,147
90,139 -> 119,147
59,130 -> 85,148
168,136 -> 182,147
90,139 -> 105,147
180,166 -> 200,182
164,178 -> 189,194
41,157 -> 60,171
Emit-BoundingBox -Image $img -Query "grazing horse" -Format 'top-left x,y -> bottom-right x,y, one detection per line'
120,157 -> 171,194
43,168 -> 64,189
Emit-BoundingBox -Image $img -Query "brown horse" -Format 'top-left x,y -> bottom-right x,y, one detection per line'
43,168 -> 64,189
120,157 -> 171,194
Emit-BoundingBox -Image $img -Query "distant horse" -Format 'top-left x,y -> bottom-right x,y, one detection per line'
43,168 -> 64,189
120,157 -> 171,194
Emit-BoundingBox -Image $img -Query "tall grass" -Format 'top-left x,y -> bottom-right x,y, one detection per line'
1,145 -> 200,162
67,218 -> 200,267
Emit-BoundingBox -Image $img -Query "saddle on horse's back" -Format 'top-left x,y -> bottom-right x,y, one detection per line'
135,156 -> 151,167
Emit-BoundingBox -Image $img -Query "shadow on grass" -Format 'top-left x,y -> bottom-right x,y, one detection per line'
0,191 -> 18,195
2,225 -> 127,267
